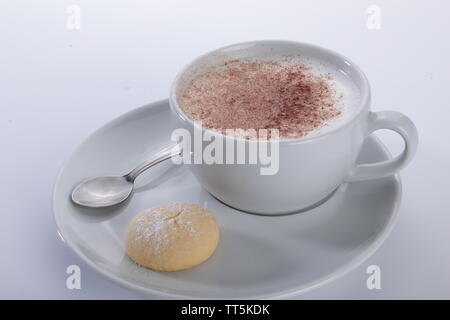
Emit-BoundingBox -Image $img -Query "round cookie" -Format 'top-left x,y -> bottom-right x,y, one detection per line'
125,202 -> 219,271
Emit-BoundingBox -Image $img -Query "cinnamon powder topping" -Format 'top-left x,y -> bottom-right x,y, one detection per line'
178,59 -> 342,139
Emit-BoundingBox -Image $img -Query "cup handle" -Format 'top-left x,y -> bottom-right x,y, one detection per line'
345,111 -> 418,182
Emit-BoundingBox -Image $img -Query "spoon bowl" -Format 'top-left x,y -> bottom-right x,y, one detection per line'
72,176 -> 133,208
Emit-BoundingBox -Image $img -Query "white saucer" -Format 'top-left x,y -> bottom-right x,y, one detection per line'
53,100 -> 401,299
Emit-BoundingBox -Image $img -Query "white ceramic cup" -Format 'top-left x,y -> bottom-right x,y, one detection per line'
169,40 -> 418,215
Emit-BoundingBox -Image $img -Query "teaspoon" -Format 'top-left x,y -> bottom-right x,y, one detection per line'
71,144 -> 181,208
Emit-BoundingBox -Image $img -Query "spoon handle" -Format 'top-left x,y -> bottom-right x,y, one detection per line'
124,144 -> 181,182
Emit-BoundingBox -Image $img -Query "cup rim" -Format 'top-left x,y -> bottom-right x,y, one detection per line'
169,40 -> 371,144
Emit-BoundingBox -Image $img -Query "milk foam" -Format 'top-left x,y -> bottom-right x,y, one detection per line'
297,56 -> 361,137
260,55 -> 362,138
178,54 -> 362,139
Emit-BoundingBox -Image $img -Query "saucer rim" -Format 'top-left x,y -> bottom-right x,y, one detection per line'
52,99 -> 402,299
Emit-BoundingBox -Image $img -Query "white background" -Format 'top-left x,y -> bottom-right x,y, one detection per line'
1,0 -> 449,299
